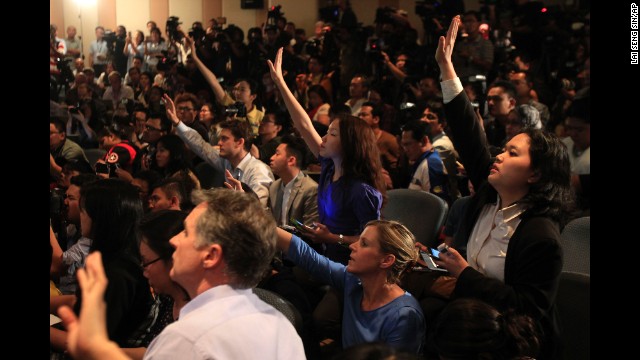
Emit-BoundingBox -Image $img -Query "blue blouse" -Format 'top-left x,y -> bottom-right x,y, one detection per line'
318,156 -> 383,264
288,235 -> 426,353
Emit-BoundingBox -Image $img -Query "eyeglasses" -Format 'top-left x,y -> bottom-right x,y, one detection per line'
177,107 -> 194,112
145,125 -> 162,132
140,257 -> 162,269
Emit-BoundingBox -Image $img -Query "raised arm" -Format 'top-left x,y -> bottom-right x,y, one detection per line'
435,15 -> 460,82
185,36 -> 227,104
268,48 -> 323,158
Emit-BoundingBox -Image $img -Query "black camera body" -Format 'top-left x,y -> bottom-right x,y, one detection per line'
166,16 -> 184,42
224,101 -> 247,118
189,27 -> 206,42
266,5 -> 284,29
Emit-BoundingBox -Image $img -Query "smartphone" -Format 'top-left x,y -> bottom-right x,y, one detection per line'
420,250 -> 448,272
289,218 -> 315,232
429,247 -> 441,260
95,162 -> 110,175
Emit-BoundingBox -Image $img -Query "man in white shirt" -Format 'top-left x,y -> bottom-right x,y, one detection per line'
144,189 -> 305,359
167,98 -> 274,206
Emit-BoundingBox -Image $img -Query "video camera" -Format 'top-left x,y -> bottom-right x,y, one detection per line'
266,5 -> 284,30
166,16 -> 184,42
224,101 -> 247,118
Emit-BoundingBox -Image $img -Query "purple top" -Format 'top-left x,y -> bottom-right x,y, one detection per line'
318,156 -> 382,264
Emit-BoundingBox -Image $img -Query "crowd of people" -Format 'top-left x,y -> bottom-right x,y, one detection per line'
50,1 -> 590,359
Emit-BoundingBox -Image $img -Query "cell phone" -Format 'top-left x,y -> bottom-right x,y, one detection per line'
289,218 -> 315,232
420,250 -> 448,272
95,162 -> 110,175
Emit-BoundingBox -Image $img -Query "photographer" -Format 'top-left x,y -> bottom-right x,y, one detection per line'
143,27 -> 167,73
50,24 -> 68,101
89,26 -> 109,76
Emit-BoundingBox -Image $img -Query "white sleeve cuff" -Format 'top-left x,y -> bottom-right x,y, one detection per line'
441,77 -> 464,104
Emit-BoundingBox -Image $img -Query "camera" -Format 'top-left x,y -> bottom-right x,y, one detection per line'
224,101 -> 247,118
189,27 -> 205,42
166,16 -> 184,42
266,5 -> 284,29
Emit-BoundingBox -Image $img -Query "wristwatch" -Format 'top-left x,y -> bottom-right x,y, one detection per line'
338,234 -> 345,246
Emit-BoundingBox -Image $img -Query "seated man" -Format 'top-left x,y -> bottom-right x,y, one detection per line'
399,121 -> 451,205
166,94 -> 274,206
268,134 -> 319,226
144,189 -> 305,359
147,178 -> 189,212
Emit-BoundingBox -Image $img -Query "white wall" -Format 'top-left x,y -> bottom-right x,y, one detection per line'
169,0 -> 201,32
115,0 -> 150,35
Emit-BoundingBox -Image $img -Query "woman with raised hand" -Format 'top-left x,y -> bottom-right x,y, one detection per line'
269,46 -> 387,347
268,47 -> 386,265
426,15 -> 573,359
275,221 -> 425,353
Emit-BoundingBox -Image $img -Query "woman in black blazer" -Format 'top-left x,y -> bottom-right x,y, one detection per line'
428,16 -> 574,360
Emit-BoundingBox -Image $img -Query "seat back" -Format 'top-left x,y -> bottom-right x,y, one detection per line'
560,216 -> 590,274
253,287 -> 304,335
381,189 -> 449,248
556,271 -> 590,360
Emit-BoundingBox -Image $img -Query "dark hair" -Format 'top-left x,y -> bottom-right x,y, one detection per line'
220,119 -> 252,151
50,117 -> 67,134
432,298 -> 541,360
401,120 -> 430,142
234,78 -> 259,95
156,134 -> 191,174
332,342 -> 421,360
139,209 -> 188,260
174,92 -> 199,109
566,95 -> 590,124
362,101 -> 383,118
488,80 -> 517,99
519,129 -> 574,226
69,173 -> 100,187
280,134 -> 307,169
335,114 -> 387,197
307,84 -> 331,105
80,179 -> 144,261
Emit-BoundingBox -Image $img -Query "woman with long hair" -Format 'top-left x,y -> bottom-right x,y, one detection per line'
153,134 -> 201,192
426,16 -> 574,359
51,179 -> 153,353
269,47 -> 386,265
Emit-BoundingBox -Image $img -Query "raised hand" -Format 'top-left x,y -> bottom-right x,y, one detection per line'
267,47 -> 284,85
163,94 -> 180,125
435,15 -> 461,81
436,15 -> 460,65
224,169 -> 244,192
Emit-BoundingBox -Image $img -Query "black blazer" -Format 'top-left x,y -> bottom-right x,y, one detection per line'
444,90 -> 562,360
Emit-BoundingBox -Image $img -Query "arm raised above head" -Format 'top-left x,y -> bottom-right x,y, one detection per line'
268,48 -> 322,158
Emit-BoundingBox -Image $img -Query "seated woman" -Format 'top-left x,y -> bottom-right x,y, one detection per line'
122,209 -> 191,359
51,179 -> 153,353
153,134 -> 201,192
424,16 -> 573,360
275,220 -> 426,354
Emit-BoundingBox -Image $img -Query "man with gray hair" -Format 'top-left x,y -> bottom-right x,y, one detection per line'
144,188 -> 305,359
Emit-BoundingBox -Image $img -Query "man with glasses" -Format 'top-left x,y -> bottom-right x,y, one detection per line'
140,115 -> 171,170
174,92 -> 209,142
